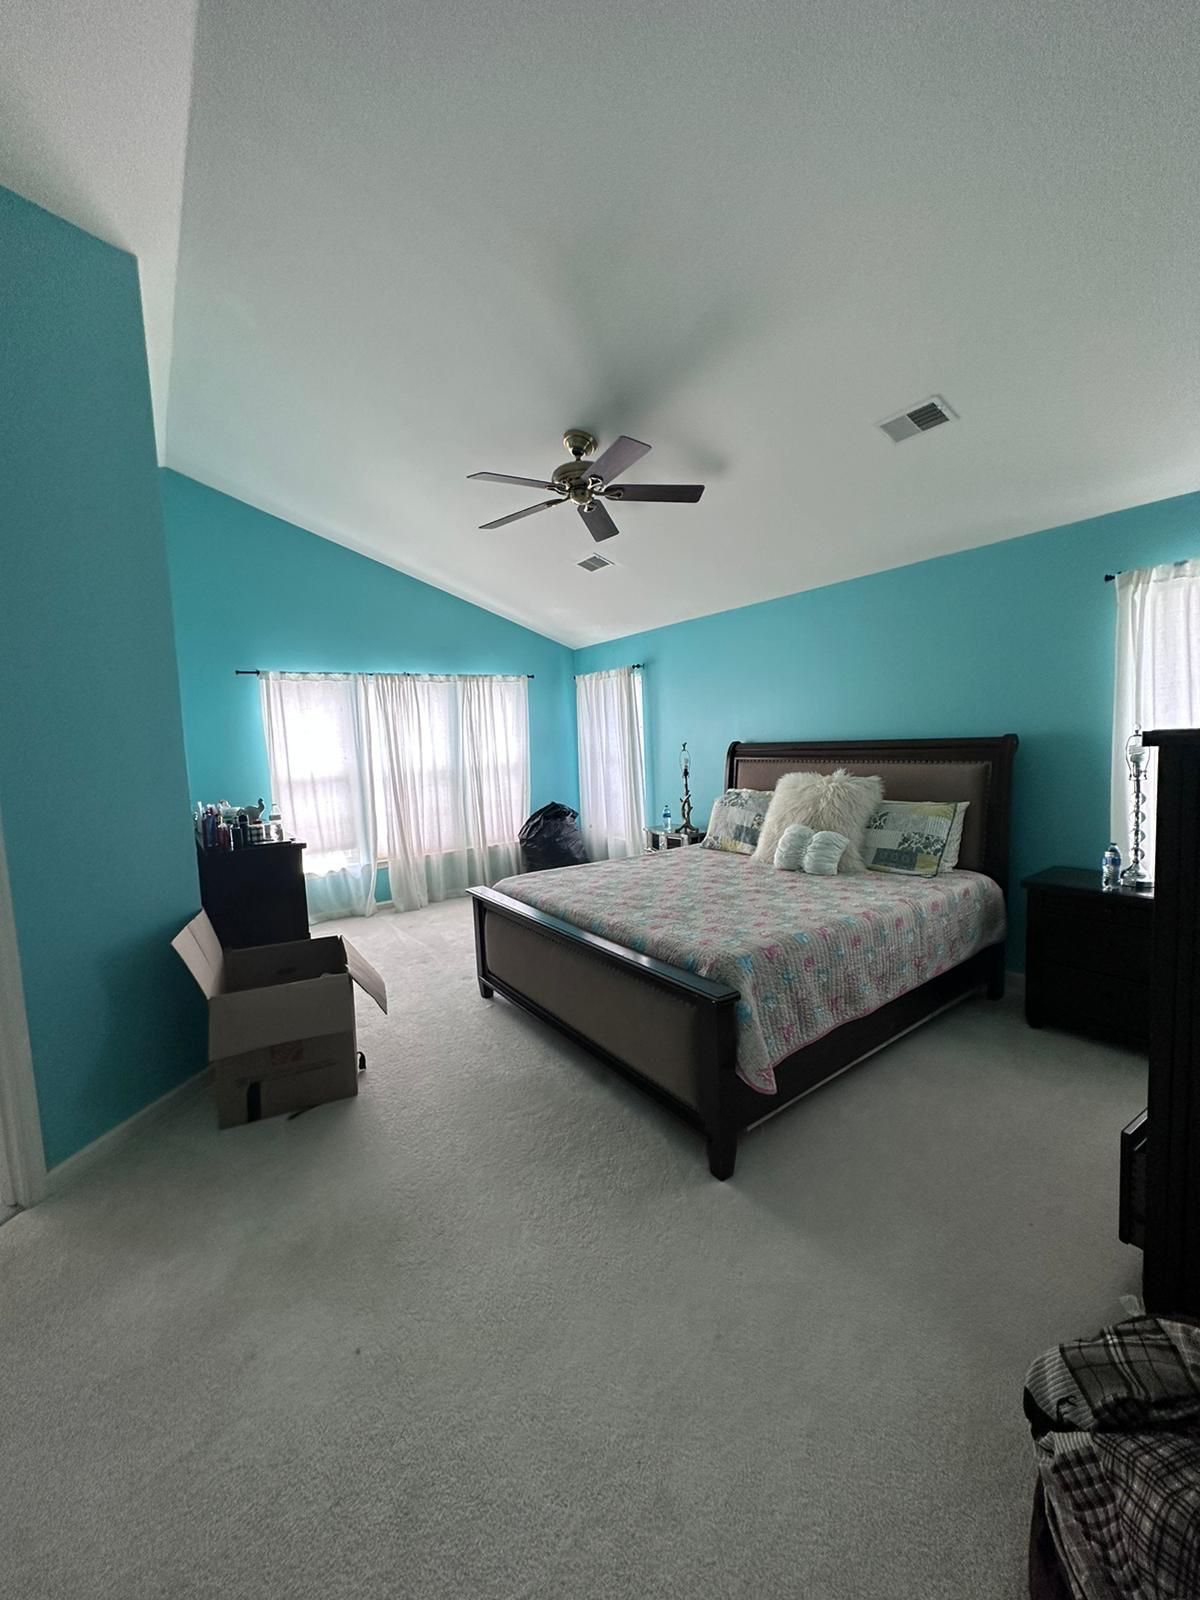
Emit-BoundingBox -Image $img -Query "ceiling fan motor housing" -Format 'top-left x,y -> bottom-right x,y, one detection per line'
562,429 -> 597,460
552,460 -> 601,506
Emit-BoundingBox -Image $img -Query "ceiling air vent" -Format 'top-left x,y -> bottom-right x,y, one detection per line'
878,395 -> 957,443
578,553 -> 613,573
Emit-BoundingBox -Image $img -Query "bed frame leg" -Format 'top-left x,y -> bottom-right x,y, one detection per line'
707,1128 -> 737,1181
986,947 -> 1006,1001
472,896 -> 494,999
701,1001 -> 739,1180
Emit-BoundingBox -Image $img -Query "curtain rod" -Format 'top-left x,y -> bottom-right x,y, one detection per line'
236,669 -> 536,679
1106,561 -> 1194,582
573,662 -> 643,679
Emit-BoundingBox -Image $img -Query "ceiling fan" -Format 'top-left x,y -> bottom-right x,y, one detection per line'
468,429 -> 705,542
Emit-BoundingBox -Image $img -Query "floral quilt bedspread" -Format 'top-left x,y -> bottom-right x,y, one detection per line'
492,849 -> 1006,1094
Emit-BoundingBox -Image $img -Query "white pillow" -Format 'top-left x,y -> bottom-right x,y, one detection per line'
773,825 -> 850,876
942,802 -> 969,871
752,769 -> 884,872
773,823 -> 814,870
803,830 -> 850,876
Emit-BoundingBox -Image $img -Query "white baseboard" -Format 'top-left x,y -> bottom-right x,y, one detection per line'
44,1068 -> 211,1199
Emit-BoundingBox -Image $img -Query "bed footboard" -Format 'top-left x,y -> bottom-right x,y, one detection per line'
470,886 -> 741,1177
471,888 -> 1002,1180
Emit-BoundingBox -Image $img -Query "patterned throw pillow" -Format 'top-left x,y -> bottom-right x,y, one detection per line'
862,800 -> 969,877
702,788 -> 773,854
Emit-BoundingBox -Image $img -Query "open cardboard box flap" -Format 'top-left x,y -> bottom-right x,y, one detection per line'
341,937 -> 387,1014
172,911 -> 388,1014
171,909 -> 226,999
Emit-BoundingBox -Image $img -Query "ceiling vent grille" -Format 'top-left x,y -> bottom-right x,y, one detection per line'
878,395 -> 956,443
577,553 -> 613,573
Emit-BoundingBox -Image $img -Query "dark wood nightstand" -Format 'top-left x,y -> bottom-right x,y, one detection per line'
644,827 -> 706,852
1022,867 -> 1153,1049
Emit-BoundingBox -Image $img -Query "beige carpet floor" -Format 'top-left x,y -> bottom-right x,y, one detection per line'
0,898 -> 1145,1599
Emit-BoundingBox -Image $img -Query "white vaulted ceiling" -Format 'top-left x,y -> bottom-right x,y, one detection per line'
0,0 -> 199,452
8,2 -> 1200,644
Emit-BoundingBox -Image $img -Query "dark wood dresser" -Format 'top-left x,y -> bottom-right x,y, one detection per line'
1022,867 -> 1154,1049
197,840 -> 310,949
1141,729 -> 1200,1315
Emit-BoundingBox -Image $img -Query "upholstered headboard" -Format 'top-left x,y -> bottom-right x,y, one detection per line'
725,736 -> 1018,890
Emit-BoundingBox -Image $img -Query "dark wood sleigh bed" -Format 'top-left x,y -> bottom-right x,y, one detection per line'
469,735 -> 1018,1179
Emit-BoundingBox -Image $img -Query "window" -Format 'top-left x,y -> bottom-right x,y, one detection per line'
575,667 -> 646,861
261,673 -> 372,883
261,672 -> 529,919
1111,560 -> 1200,871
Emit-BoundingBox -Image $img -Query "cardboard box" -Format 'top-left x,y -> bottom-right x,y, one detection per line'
172,910 -> 388,1128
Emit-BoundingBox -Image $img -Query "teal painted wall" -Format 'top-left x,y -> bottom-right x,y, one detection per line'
161,472 -> 579,826
0,188 -> 203,1167
574,491 -> 1200,965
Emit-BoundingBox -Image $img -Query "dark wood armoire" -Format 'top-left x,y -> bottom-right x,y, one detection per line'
1141,729 -> 1200,1315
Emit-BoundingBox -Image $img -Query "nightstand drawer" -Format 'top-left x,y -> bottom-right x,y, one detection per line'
1026,963 -> 1149,1046
1022,867 -> 1154,1050
1031,905 -> 1152,980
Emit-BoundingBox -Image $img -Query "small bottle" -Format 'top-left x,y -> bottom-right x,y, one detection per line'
1102,842 -> 1122,890
661,804 -> 673,833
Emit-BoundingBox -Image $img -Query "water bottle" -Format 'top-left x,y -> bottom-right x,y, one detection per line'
1102,842 -> 1122,890
661,805 -> 673,833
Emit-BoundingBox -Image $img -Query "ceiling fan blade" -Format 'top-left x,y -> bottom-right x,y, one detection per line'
603,483 -> 705,503
588,434 -> 651,485
480,499 -> 562,531
468,471 -> 558,491
579,500 -> 620,542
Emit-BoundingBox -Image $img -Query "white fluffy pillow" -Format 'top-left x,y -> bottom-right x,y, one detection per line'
752,769 -> 884,872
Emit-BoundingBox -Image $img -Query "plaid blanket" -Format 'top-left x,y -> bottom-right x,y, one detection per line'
1024,1317 -> 1200,1599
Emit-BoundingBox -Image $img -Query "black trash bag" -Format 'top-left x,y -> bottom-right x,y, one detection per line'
519,802 -> 587,871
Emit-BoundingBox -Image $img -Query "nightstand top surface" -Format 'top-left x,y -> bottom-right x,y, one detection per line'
1022,865 -> 1154,903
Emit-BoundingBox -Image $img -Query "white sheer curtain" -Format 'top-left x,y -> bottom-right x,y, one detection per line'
576,666 -> 646,861
370,674 -> 528,912
260,673 -> 378,921
262,672 -> 529,920
1112,559 -> 1200,869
